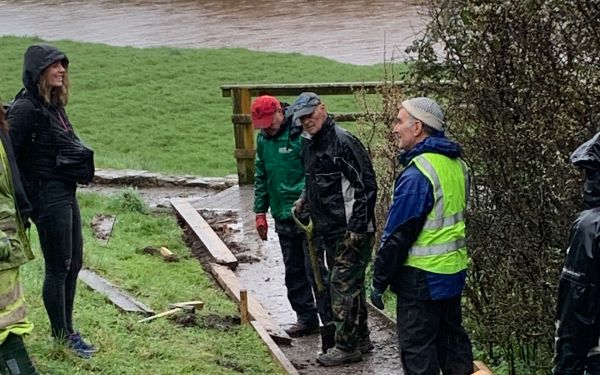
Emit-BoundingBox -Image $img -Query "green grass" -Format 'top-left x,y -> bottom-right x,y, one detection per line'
0,36 -> 390,176
21,190 -> 283,374
0,36 -> 405,374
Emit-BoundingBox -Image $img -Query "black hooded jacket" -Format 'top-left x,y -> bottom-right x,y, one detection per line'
300,116 -> 377,237
7,45 -> 88,191
553,132 -> 600,374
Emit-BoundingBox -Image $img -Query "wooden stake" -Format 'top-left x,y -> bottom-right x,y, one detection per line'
240,289 -> 249,324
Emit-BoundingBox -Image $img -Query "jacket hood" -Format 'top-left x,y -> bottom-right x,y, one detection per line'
400,133 -> 462,166
22,45 -> 69,96
571,132 -> 600,208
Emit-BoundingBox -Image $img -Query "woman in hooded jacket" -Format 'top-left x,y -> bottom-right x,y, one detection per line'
7,44 -> 95,359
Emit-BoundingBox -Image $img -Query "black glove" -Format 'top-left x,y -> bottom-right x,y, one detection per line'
343,231 -> 365,249
370,285 -> 385,310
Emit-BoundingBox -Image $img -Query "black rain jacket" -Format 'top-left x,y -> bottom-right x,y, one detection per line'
7,45 -> 89,192
300,116 -> 377,238
553,132 -> 600,375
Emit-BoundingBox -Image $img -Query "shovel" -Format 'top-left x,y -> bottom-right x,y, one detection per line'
290,207 -> 325,294
291,207 -> 336,353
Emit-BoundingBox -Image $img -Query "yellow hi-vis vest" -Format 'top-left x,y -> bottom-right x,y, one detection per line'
405,152 -> 469,274
0,268 -> 33,343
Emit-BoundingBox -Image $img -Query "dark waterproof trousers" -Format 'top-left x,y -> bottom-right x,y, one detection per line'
31,179 -> 83,339
397,295 -> 473,375
320,233 -> 372,351
276,219 -> 331,326
0,333 -> 38,375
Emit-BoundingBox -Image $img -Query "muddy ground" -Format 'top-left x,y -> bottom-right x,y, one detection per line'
83,176 -> 404,374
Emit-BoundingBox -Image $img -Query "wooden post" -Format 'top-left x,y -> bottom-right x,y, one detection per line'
231,88 -> 255,185
240,289 -> 249,324
221,82 -> 402,185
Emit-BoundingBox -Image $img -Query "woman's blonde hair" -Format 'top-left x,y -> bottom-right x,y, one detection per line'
38,62 -> 69,106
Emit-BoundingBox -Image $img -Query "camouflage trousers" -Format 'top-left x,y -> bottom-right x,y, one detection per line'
319,233 -> 374,351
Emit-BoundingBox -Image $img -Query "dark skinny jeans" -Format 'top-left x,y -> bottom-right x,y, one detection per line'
31,179 -> 83,339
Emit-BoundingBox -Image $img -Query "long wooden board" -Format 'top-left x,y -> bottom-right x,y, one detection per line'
251,321 -> 299,375
209,262 -> 291,345
79,269 -> 154,316
171,199 -> 238,269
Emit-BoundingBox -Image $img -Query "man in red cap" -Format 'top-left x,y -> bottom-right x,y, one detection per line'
251,95 -> 332,338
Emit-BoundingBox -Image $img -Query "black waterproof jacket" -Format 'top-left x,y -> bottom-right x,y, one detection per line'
300,116 -> 377,238
7,45 -> 86,191
553,133 -> 600,375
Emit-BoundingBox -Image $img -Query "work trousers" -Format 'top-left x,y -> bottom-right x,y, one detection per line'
320,233 -> 373,351
31,179 -> 83,339
397,295 -> 473,375
276,219 -> 332,325
0,333 -> 37,375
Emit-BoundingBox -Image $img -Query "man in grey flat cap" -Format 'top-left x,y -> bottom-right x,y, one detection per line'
371,97 -> 473,375
291,92 -> 378,366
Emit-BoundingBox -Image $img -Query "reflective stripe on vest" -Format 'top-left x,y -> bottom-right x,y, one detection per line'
406,153 -> 469,274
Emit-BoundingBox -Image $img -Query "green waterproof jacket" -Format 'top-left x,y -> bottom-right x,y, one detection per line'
253,113 -> 304,222
0,131 -> 33,273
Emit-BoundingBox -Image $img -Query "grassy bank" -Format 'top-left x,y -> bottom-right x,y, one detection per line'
21,190 -> 282,374
0,36 -> 387,176
0,36 -> 401,374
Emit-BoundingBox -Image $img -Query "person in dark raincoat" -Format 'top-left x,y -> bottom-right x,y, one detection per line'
291,92 -> 378,366
7,44 -> 96,359
553,132 -> 600,375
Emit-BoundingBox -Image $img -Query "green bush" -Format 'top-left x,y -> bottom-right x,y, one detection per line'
402,1 -> 600,373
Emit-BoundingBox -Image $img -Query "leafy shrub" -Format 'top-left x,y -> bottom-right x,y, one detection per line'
400,1 -> 600,373
110,186 -> 148,214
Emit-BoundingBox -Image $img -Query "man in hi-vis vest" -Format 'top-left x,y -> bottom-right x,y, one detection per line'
371,97 -> 473,375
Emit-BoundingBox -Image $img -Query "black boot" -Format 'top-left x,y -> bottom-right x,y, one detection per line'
320,323 -> 335,354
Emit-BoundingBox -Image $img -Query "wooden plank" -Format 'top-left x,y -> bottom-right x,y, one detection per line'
209,262 -> 292,345
79,269 -> 154,316
251,321 -> 299,375
472,361 -> 494,375
221,81 -> 387,97
171,199 -> 238,269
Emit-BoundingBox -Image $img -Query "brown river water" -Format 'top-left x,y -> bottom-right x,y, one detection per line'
0,0 -> 428,65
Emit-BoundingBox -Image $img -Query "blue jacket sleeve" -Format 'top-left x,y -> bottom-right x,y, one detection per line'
372,166 -> 433,291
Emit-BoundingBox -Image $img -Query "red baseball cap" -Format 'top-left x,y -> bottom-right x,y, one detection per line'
251,95 -> 281,129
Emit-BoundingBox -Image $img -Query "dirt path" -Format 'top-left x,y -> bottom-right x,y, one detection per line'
185,185 -> 404,374
85,173 -> 404,374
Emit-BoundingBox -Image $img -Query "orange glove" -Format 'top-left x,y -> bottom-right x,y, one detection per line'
255,213 -> 268,241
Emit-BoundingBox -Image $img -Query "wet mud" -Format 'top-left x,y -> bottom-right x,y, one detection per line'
184,199 -> 404,374
90,214 -> 116,244
86,180 -> 405,374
